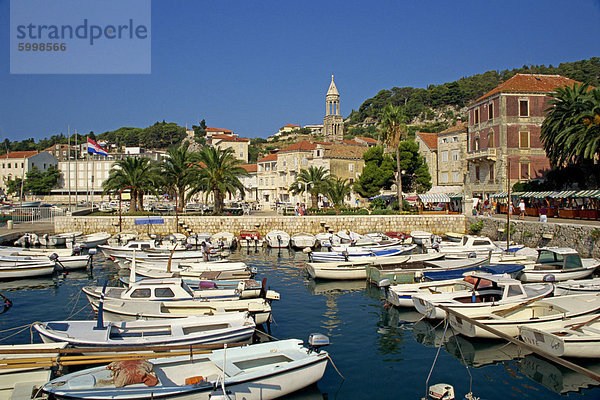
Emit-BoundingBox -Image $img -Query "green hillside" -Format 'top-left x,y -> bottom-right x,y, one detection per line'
348,57 -> 600,125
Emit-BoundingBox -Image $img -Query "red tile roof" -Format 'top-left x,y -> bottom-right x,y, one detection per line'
279,140 -> 318,152
240,163 -> 257,173
283,124 -> 300,128
258,153 -> 278,162
206,127 -> 234,133
342,139 -> 367,146
2,151 -> 40,159
355,136 -> 378,143
438,121 -> 467,135
416,132 -> 438,150
475,74 -> 581,103
211,134 -> 250,142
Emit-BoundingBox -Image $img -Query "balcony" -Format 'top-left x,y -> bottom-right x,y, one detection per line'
466,148 -> 497,163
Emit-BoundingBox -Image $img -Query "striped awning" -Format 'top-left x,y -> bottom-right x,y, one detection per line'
511,192 -> 525,197
418,193 -> 451,203
550,190 -> 578,199
573,189 -> 600,199
448,193 -> 463,200
490,192 -> 507,198
532,191 -> 556,199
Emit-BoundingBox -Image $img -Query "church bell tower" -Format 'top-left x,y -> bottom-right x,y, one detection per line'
323,75 -> 344,142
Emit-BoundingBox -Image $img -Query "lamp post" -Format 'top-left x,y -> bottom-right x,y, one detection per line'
118,186 -> 134,233
297,181 -> 313,209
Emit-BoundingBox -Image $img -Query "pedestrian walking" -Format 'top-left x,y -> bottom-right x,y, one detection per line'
519,199 -> 526,219
294,203 -> 299,216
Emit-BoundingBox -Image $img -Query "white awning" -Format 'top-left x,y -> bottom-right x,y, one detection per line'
418,193 -> 451,203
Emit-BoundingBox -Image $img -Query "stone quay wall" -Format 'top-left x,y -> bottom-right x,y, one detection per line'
54,215 -> 467,237
466,216 -> 600,258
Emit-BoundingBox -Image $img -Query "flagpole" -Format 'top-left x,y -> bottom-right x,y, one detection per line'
75,131 -> 78,207
91,152 -> 95,211
68,125 -> 71,212
86,135 -> 89,207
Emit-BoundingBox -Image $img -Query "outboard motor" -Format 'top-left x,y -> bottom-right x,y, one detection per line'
276,235 -> 282,248
88,248 -> 96,270
307,333 -> 330,353
378,279 -> 391,307
341,250 -> 349,262
432,242 -> 440,252
50,253 -> 67,275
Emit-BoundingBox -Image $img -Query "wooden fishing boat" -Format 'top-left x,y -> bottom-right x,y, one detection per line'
517,247 -> 599,283
520,313 -> 600,358
134,265 -> 255,281
0,254 -> 90,271
98,297 -> 273,325
0,260 -> 56,279
412,273 -> 553,319
34,313 -> 256,350
409,230 -> 433,245
290,233 -> 317,249
41,336 -> 330,400
449,293 -> 600,339
186,232 -> 212,246
0,342 -> 67,400
265,230 -> 291,248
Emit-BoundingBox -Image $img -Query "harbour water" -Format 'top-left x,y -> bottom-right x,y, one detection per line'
1,247 -> 600,399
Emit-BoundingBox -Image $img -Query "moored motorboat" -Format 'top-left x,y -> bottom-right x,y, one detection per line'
308,245 -> 415,263
41,335 -> 330,400
412,273 -> 553,319
410,230 -> 433,245
70,232 -> 111,248
238,230 -> 263,247
39,231 -> 83,247
211,232 -> 236,249
553,278 -> 600,296
265,230 -> 291,248
291,233 -> 317,249
449,293 -> 600,339
98,240 -> 188,259
0,260 -> 56,279
517,247 -> 600,283
34,313 -> 256,350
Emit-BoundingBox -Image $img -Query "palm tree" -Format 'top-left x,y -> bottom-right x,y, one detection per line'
541,83 -> 594,166
161,143 -> 200,212
325,177 -> 353,213
289,166 -> 331,210
189,146 -> 248,214
380,104 -> 408,210
102,156 -> 159,212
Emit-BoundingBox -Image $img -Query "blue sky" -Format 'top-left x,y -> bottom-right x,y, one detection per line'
1,0 -> 600,141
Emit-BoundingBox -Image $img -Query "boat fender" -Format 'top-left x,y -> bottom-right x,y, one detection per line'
543,274 -> 556,282
468,252 -> 476,258
88,248 -> 97,255
302,247 -> 312,253
471,291 -> 476,303
428,383 -> 455,400
185,376 -> 205,385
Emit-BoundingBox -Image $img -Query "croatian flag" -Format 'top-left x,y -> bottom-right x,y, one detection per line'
87,138 -> 108,157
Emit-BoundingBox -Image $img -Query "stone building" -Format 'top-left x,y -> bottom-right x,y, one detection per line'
44,144 -> 77,161
209,134 -> 250,162
257,153 -> 278,210
415,132 -> 438,186
466,73 -> 579,199
0,151 -> 58,192
238,163 -> 258,203
323,75 -> 344,143
437,121 -> 468,187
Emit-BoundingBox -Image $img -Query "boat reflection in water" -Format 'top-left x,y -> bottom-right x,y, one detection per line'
519,354 -> 600,394
411,318 -> 453,348
305,278 -> 367,296
444,334 -> 531,368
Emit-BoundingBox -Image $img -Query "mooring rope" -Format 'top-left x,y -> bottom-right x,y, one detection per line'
0,324 -> 32,343
424,317 -> 450,398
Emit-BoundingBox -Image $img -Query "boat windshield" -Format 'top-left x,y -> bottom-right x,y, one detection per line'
537,250 -> 563,265
564,254 -> 583,270
461,236 -> 468,246
181,281 -> 194,295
